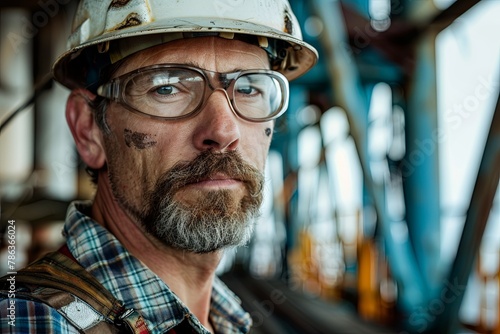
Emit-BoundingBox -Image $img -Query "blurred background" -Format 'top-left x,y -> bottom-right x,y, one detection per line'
0,0 -> 499,333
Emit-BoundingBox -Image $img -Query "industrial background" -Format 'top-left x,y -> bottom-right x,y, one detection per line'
0,0 -> 499,333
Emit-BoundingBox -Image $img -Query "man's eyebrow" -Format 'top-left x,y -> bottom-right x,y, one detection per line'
182,60 -> 201,68
179,61 -> 244,73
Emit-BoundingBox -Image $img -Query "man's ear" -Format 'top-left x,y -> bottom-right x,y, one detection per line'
66,89 -> 106,169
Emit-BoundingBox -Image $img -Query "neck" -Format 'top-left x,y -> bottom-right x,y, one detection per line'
91,176 -> 221,331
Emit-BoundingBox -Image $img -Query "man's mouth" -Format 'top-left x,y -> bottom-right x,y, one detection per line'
185,173 -> 243,190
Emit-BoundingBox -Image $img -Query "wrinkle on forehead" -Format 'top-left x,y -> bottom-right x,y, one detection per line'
115,37 -> 270,76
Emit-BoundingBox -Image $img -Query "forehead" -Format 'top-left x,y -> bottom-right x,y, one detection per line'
114,36 -> 270,77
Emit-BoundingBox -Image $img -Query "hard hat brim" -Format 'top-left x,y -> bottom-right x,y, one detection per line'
53,17 -> 318,89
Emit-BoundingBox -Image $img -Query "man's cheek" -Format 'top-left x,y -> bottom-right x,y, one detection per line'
124,128 -> 158,150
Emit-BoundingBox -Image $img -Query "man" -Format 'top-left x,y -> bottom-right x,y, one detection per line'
1,0 -> 317,333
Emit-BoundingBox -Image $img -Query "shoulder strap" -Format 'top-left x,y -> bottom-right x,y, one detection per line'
0,245 -> 150,334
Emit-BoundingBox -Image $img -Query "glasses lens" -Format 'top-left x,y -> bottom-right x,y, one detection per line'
233,73 -> 285,120
123,68 -> 205,118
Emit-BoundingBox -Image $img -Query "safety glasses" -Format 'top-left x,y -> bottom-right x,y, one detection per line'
97,64 -> 289,122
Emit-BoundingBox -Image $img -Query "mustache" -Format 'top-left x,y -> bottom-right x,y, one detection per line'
140,150 -> 265,253
154,150 -> 264,195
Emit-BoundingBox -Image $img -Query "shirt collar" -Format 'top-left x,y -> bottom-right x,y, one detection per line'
63,201 -> 252,334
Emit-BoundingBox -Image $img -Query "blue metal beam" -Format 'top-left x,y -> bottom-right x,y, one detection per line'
308,0 -> 427,315
402,30 -> 442,297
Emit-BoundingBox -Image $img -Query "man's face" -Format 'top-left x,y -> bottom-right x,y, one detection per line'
101,37 -> 274,253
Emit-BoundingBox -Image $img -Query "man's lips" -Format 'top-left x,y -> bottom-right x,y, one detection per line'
185,173 -> 243,189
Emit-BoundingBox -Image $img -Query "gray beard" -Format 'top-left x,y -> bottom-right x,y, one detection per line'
108,150 -> 264,253
142,189 -> 259,253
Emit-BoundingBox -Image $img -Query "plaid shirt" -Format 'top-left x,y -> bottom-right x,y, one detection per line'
0,201 -> 252,333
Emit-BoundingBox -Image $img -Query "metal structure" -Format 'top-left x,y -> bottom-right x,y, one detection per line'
278,0 -> 499,332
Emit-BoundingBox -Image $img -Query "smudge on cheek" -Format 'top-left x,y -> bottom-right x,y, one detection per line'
124,129 -> 157,149
265,128 -> 272,137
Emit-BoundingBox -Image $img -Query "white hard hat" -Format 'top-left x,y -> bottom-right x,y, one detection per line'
53,0 -> 318,91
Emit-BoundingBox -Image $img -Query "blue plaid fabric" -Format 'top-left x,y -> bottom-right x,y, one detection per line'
0,201 -> 252,333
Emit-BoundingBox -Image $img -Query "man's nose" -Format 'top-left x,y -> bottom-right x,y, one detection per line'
192,89 -> 241,153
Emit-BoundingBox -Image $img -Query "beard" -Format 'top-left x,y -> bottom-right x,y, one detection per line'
108,150 -> 265,253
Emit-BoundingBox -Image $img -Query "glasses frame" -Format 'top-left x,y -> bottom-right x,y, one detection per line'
97,63 -> 290,122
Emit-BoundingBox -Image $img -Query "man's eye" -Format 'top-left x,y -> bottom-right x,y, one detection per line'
155,85 -> 178,95
237,86 -> 258,95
